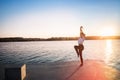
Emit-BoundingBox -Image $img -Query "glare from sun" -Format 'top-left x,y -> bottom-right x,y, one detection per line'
101,28 -> 115,36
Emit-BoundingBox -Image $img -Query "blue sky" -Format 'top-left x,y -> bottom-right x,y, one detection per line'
0,0 -> 120,38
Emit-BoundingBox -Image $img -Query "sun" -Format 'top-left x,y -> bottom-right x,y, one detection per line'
101,27 -> 115,36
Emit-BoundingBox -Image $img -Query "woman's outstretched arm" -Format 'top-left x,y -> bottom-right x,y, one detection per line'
80,26 -> 83,33
80,26 -> 84,36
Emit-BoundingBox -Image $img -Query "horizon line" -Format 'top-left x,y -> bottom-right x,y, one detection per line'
0,35 -> 120,39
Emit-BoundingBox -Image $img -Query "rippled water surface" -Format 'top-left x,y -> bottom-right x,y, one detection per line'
0,40 -> 120,68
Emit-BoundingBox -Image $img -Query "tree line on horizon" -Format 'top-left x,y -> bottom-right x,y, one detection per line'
0,36 -> 120,42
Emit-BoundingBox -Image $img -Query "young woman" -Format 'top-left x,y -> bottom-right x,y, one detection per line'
74,26 -> 85,66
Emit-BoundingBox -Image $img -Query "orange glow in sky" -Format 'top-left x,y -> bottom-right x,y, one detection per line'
0,0 -> 120,38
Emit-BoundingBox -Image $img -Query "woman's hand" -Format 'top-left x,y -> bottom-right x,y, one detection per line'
80,26 -> 83,29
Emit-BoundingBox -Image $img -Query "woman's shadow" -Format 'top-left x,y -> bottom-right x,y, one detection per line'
64,64 -> 82,80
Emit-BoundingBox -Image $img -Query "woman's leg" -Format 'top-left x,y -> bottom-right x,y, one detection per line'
79,45 -> 84,65
74,45 -> 79,57
79,49 -> 83,65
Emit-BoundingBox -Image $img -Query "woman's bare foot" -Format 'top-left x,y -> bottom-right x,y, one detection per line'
80,63 -> 83,66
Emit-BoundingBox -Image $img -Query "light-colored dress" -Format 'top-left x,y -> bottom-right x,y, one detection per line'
78,37 -> 85,45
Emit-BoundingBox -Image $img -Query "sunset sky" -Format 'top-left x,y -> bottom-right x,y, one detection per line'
0,0 -> 120,38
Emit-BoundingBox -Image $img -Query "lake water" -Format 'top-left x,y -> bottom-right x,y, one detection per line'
0,40 -> 120,69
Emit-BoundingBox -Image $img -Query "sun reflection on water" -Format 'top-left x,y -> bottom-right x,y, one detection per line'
105,40 -> 113,65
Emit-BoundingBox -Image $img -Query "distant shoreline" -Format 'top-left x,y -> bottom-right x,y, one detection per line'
0,36 -> 120,42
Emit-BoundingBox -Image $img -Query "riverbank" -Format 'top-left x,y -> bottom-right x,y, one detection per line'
0,36 -> 120,42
